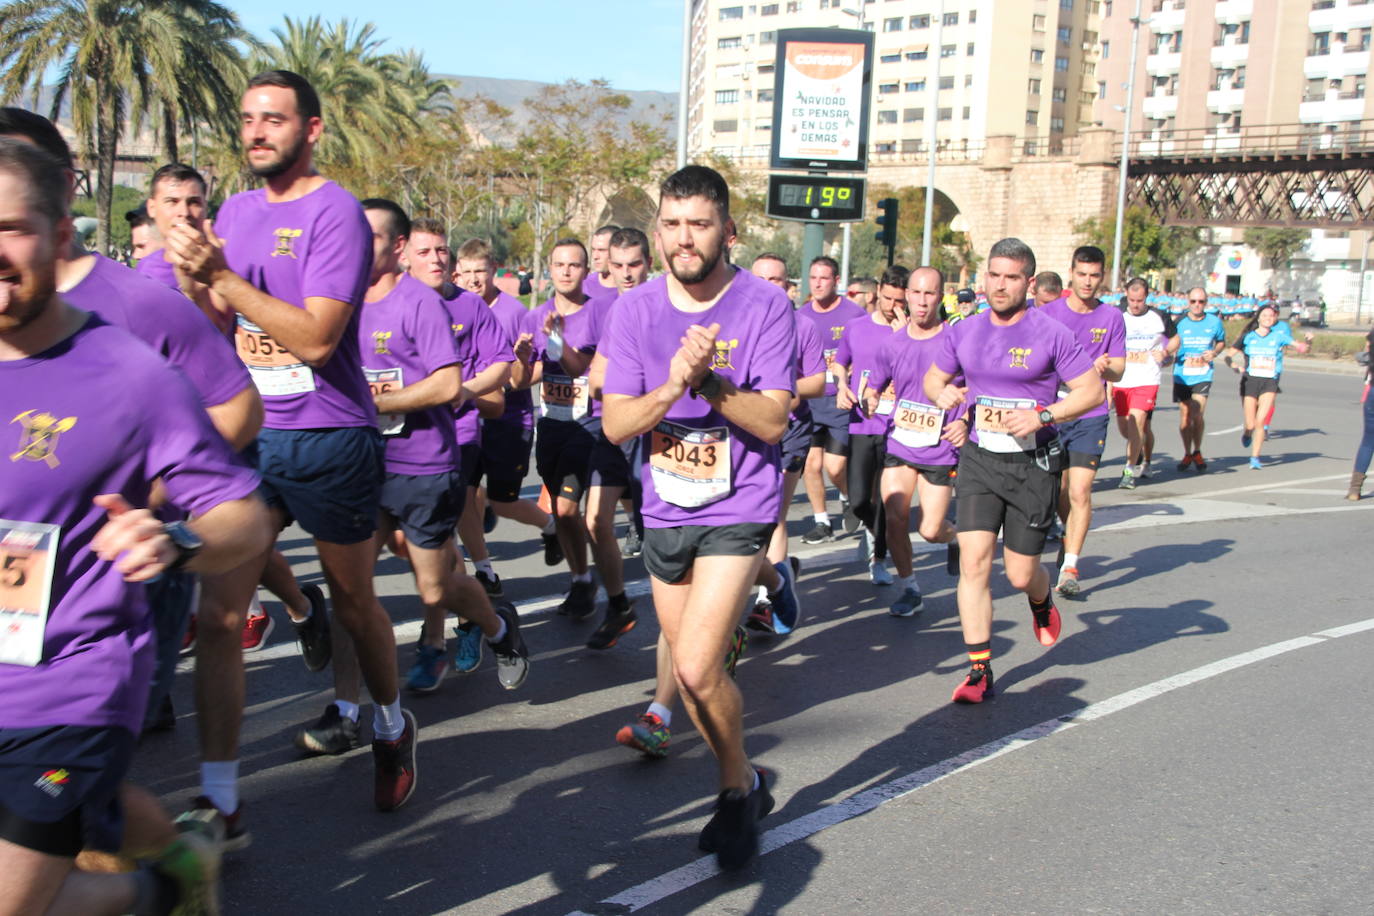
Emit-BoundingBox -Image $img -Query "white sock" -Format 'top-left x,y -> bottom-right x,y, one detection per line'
814,512 -> 830,526
486,616 -> 508,644
373,699 -> 405,741
751,769 -> 761,792
647,702 -> 672,727
334,700 -> 360,722
572,571 -> 592,584
757,584 -> 769,603
200,761 -> 239,814
901,574 -> 917,591
1063,553 -> 1080,570
474,559 -> 494,577
245,593 -> 263,617
541,517 -> 556,535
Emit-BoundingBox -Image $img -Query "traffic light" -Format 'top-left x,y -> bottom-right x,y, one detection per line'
875,197 -> 899,266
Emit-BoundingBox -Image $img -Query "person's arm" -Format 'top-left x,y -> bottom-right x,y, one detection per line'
204,386 -> 264,452
1096,355 -> 1125,383
833,362 -> 856,410
924,364 -> 967,410
473,388 -> 506,419
90,493 -> 272,582
460,361 -> 511,402
588,352 -> 610,400
796,370 -> 825,400
1001,367 -> 1105,438
375,364 -> 461,415
510,333 -> 538,389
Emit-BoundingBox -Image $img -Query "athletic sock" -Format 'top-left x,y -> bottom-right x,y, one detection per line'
1062,552 -> 1080,570
200,760 -> 239,814
486,616 -> 509,645
245,593 -> 263,618
473,559 -> 494,577
756,584 -> 769,603
750,769 -> 761,792
647,702 -> 672,727
609,592 -> 630,613
966,640 -> 992,667
900,574 -> 917,591
541,517 -> 557,535
572,571 -> 592,585
373,699 -> 405,742
334,700 -> 360,723
813,512 -> 830,526
1029,590 -> 1053,613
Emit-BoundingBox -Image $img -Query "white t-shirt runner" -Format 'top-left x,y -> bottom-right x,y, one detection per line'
1120,308 -> 1173,389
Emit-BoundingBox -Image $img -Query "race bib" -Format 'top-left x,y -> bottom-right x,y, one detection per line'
1125,349 -> 1154,364
823,348 -> 838,384
648,421 -> 732,508
236,317 -> 315,396
892,399 -> 943,449
973,395 -> 1037,454
541,373 -> 589,421
1248,354 -> 1277,379
1180,355 -> 1209,377
0,521 -> 60,667
859,370 -> 896,416
363,367 -> 405,436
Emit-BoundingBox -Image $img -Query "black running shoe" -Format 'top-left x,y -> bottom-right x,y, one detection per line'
586,602 -> 637,650
488,602 -> 529,689
541,531 -> 564,567
294,703 -> 360,756
620,525 -> 642,558
698,767 -> 775,870
558,579 -> 597,621
292,584 -> 331,672
840,498 -> 860,534
475,570 -> 504,599
800,521 -> 833,544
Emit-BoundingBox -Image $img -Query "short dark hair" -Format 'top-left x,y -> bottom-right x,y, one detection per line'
0,108 -> 73,168
150,162 -> 207,196
754,252 -> 788,268
810,256 -> 839,277
1125,277 -> 1149,294
409,217 -> 448,241
659,164 -> 730,218
1034,271 -> 1063,295
361,198 -> 411,241
456,238 -> 494,264
592,224 -> 621,240
125,204 -> 153,228
879,265 -> 909,290
988,237 -> 1036,277
551,237 -> 588,264
246,70 -> 322,122
1071,245 -> 1106,268
0,137 -> 68,225
608,227 -> 651,262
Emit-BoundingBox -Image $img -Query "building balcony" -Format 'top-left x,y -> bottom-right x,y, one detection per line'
1310,4 -> 1374,33
1142,92 -> 1180,118
1306,232 -> 1353,262
1146,50 -> 1182,73
1206,87 -> 1246,113
1214,0 -> 1253,25
1304,48 -> 1371,79
1209,40 -> 1251,68
1299,95 -> 1367,122
1148,5 -> 1186,33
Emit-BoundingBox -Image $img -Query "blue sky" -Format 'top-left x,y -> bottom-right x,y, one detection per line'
230,0 -> 686,93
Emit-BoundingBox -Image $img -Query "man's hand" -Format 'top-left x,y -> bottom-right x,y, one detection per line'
1002,408 -> 1042,438
513,332 -> 533,361
166,222 -> 229,288
942,417 -> 969,448
1092,354 -> 1112,376
864,388 -> 881,416
836,384 -> 856,411
89,494 -> 175,582
1151,347 -> 1166,365
668,322 -> 720,391
934,384 -> 968,411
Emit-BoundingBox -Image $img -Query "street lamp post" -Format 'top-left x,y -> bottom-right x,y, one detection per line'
1111,0 -> 1145,291
922,0 -> 945,266
677,0 -> 692,169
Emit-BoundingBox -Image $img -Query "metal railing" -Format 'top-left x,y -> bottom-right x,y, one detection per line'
1119,119 -> 1374,160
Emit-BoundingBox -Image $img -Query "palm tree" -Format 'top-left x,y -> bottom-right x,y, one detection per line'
0,0 -> 252,253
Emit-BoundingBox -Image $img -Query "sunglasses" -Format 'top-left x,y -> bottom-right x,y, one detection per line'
846,289 -> 863,296
1188,298 -> 1206,303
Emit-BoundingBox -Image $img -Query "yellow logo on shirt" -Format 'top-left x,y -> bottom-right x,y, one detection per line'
9,410 -> 77,469
1007,347 -> 1033,369
372,331 -> 392,355
711,338 -> 740,370
271,228 -> 303,259
830,325 -> 845,341
451,324 -> 465,337
1090,328 -> 1107,344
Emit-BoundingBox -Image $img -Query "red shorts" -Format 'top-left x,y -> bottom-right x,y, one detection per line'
1112,385 -> 1158,417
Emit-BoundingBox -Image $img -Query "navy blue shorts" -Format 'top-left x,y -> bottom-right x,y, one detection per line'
0,725 -> 135,856
536,418 -> 596,504
1057,414 -> 1110,469
781,413 -> 813,473
144,571 -> 196,731
477,419 -> 534,502
380,471 -> 465,550
590,430 -> 634,490
808,399 -> 850,454
256,427 -> 383,545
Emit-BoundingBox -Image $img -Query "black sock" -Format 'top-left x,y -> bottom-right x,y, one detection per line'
609,592 -> 630,613
1029,591 -> 1052,612
965,640 -> 991,668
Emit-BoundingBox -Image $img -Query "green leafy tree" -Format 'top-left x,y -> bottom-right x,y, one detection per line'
1075,206 -> 1202,281
1242,227 -> 1309,270
0,0 -> 254,253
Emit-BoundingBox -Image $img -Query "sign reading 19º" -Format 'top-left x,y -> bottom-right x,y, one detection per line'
766,174 -> 867,223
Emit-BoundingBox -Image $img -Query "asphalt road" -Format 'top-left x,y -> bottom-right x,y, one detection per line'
133,364 -> 1374,915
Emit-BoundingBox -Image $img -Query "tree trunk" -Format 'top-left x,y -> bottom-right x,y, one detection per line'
162,102 -> 178,164
95,91 -> 119,256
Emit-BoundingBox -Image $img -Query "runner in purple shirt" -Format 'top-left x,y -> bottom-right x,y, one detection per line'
582,223 -> 621,299
924,237 -> 1103,705
602,165 -> 797,871
866,266 -> 962,618
0,136 -> 271,916
833,265 -> 906,586
1039,246 -> 1126,598
796,256 -> 867,544
164,70 -> 417,818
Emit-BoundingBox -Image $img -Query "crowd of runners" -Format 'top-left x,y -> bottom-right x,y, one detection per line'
0,67 -> 1339,915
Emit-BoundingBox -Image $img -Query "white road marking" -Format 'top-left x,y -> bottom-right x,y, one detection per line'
1208,424 -> 1245,436
565,618 -> 1374,915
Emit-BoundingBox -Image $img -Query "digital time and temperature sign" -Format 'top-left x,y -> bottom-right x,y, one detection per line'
765,175 -> 867,223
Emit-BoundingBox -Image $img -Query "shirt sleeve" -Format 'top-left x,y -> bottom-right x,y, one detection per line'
746,293 -> 797,393
834,320 -> 855,368
1053,323 -> 1096,382
1106,309 -> 1127,359
932,321 -> 962,376
301,193 -> 372,305
470,301 -> 514,372
798,319 -> 826,378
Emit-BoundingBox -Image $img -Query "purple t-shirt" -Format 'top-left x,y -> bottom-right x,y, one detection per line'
870,324 -> 960,467
214,181 -> 376,431
834,314 -> 901,435
602,271 -> 796,528
63,253 -> 250,409
583,272 -> 616,300
0,317 -> 259,733
1040,297 -> 1126,419
359,274 -> 462,475
483,290 -> 534,430
932,307 -> 1095,450
792,312 -> 827,422
439,287 -> 513,446
798,297 -> 866,397
522,296 -> 604,432
135,249 -> 178,291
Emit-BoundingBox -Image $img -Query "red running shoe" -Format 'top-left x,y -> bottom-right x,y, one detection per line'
373,709 -> 418,812
951,664 -> 995,704
1030,598 -> 1061,647
241,612 -> 274,652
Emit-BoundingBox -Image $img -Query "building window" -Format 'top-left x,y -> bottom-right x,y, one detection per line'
1058,26 -> 1071,43
786,0 -> 800,11
1029,78 -> 1041,94
941,44 -> 956,57
1052,87 -> 1067,102
714,119 -> 738,132
761,2 -> 779,14
969,9 -> 977,22
884,17 -> 903,31
880,52 -> 902,62
965,74 -> 973,86
1055,55 -> 1069,71
901,138 -> 920,153
758,88 -> 774,102
910,13 -> 930,28
760,30 -> 776,44
943,11 -> 958,25
1051,116 -> 1065,131
939,75 -> 955,89
877,109 -> 898,124
716,89 -> 740,104
875,142 -> 896,153
907,48 -> 928,59
757,121 -> 772,131
962,106 -> 971,119
904,107 -> 924,121
758,63 -> 775,74
1031,48 -> 1045,62
1033,13 -> 1046,30
1097,80 -> 1107,99
1027,109 -> 1039,124
966,42 -> 975,55
720,5 -> 744,20
1105,0 -> 1113,15
905,80 -> 925,91
938,107 -> 953,120
879,81 -> 900,93
1060,0 -> 1073,8
718,36 -> 742,50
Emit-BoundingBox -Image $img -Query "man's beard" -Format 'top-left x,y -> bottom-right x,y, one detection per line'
248,134 -> 307,179
666,243 -> 722,285
0,263 -> 57,335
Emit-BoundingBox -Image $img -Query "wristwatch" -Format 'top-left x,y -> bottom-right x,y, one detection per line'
163,521 -> 204,572
1037,406 -> 1055,426
691,369 -> 724,400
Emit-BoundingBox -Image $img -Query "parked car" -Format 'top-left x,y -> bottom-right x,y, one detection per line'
1293,299 -> 1328,328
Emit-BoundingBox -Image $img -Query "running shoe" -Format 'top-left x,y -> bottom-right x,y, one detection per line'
869,561 -> 893,586
587,602 -> 637,650
541,531 -> 564,566
1056,565 -> 1081,598
483,503 -> 497,534
840,497 -> 860,534
1140,460 -> 1153,479
946,540 -> 961,576
405,643 -> 448,694
452,622 -> 484,674
489,602 -> 530,690
1118,467 -> 1137,490
152,827 -> 221,916
620,525 -> 642,558
558,579 -> 597,620
951,663 -> 995,704
854,526 -> 872,563
241,610 -> 273,652
725,625 -> 748,677
176,795 -> 251,854
1195,453 -> 1208,472
1176,453 -> 1195,472
475,570 -> 504,599
615,712 -> 671,758
768,559 -> 801,634
889,586 -> 924,617
697,767 -> 775,871
294,703 -> 361,757
181,615 -> 197,654
1046,518 -> 1064,542
800,520 -> 834,544
1249,456 -> 1263,470
1029,596 -> 1062,647
746,599 -> 778,634
144,694 -> 176,734
292,584 -> 331,672
1241,429 -> 1253,448
373,709 -> 418,812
